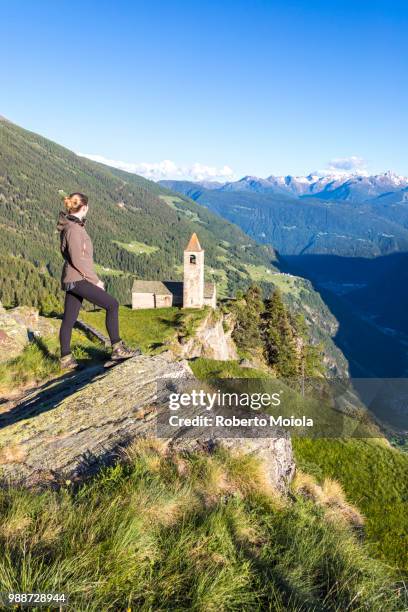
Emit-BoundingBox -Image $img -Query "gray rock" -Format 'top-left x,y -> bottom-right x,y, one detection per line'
0,309 -> 29,363
0,353 -> 295,493
176,311 -> 237,360
170,436 -> 295,493
0,306 -> 60,363
239,358 -> 258,369
7,306 -> 59,338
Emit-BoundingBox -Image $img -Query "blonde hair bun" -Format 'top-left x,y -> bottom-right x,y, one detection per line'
64,192 -> 89,213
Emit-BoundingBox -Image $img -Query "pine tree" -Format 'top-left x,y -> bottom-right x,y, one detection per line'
263,289 -> 299,377
232,284 -> 264,351
294,314 -> 325,377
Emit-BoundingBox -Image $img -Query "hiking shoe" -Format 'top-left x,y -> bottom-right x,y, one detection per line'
111,340 -> 142,361
60,354 -> 79,370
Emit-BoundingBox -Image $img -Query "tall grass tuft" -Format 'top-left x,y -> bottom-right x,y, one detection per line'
0,442 -> 405,610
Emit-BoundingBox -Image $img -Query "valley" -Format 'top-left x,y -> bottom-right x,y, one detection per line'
160,176 -> 408,378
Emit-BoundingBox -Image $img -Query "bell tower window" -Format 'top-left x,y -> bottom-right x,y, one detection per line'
190,254 -> 196,264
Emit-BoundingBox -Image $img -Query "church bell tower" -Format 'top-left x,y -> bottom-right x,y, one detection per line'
183,233 -> 204,308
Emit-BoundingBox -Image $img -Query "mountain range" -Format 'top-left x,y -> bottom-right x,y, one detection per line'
159,172 -> 408,257
187,170 -> 408,202
159,173 -> 408,376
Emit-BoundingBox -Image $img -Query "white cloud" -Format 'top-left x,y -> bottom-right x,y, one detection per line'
320,156 -> 369,177
78,153 -> 235,183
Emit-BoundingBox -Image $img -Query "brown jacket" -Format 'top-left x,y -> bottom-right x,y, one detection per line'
57,212 -> 100,288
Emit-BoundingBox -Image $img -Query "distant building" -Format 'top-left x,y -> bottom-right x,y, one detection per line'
132,233 -> 216,309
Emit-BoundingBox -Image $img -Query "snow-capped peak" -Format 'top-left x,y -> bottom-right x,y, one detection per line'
218,170 -> 408,201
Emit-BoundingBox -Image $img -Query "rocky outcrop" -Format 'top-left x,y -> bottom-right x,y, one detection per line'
6,306 -> 58,338
0,304 -> 30,363
170,436 -> 295,493
176,311 -> 237,361
0,305 -> 59,363
0,353 -> 294,492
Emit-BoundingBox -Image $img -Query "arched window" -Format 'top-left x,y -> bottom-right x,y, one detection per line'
190,254 -> 196,264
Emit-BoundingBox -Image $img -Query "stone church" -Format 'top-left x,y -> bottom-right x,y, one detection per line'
132,233 -> 216,309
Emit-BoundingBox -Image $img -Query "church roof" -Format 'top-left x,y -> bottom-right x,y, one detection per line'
132,279 -> 215,299
185,232 -> 203,252
132,280 -> 173,295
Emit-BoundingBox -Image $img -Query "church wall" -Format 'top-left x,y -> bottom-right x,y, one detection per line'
132,293 -> 174,309
183,250 -> 204,308
132,293 -> 155,309
155,294 -> 173,308
203,293 -> 216,309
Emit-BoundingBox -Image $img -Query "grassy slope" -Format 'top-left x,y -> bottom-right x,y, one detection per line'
0,312 -> 407,606
191,359 -> 408,575
294,438 -> 408,572
0,329 -> 107,399
0,307 -> 207,398
0,441 -> 404,611
3,308 -> 406,574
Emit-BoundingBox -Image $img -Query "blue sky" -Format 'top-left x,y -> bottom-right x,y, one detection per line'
1,0 -> 407,181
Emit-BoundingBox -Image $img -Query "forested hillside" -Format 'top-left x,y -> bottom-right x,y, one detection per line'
0,117 -> 277,305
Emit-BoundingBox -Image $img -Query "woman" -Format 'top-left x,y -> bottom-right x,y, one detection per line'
58,192 -> 140,369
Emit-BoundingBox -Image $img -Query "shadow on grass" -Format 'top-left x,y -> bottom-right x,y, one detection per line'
149,341 -> 166,351
0,338 -> 110,430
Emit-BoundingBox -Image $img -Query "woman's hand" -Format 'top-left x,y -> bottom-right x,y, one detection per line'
96,280 -> 105,291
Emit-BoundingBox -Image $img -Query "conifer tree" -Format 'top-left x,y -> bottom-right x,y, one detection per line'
294,314 -> 325,377
232,284 -> 264,351
263,289 -> 299,377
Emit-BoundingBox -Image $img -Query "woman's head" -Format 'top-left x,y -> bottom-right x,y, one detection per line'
64,192 -> 89,217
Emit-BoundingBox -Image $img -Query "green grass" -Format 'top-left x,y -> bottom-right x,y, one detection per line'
112,240 -> 159,255
269,273 -> 305,297
157,194 -> 208,225
0,441 -> 404,611
159,195 -> 207,225
158,194 -> 185,209
81,306 -> 180,353
192,359 -> 408,575
243,264 -> 276,283
293,437 -> 408,573
81,305 -> 209,354
190,358 -> 268,379
0,330 -> 106,398
94,263 -> 128,277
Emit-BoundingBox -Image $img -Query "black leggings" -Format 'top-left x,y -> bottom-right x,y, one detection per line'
59,280 -> 120,357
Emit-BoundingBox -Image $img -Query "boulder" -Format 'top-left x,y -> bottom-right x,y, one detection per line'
0,306 -> 60,364
0,308 -> 29,363
170,436 -> 295,493
7,306 -> 58,338
0,353 -> 295,492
